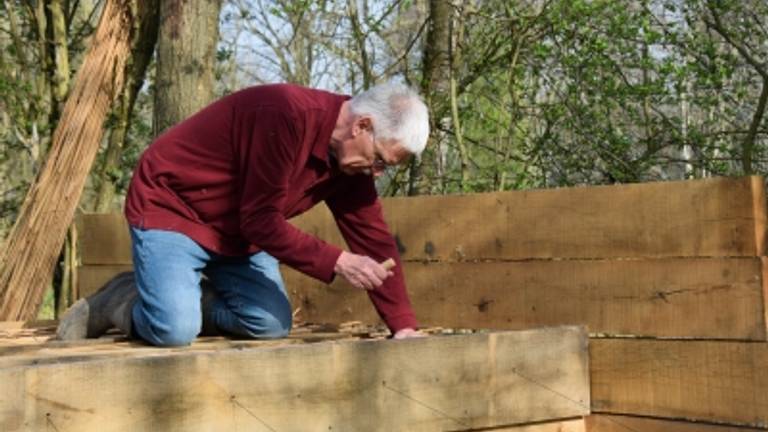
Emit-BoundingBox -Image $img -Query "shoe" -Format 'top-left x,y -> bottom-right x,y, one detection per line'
200,276 -> 221,336
56,271 -> 138,340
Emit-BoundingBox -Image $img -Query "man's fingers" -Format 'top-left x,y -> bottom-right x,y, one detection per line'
393,328 -> 426,339
365,268 -> 384,289
335,252 -> 396,290
353,272 -> 373,290
354,268 -> 377,290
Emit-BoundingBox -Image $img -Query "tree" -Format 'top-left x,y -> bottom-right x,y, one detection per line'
154,0 -> 223,134
410,0 -> 451,195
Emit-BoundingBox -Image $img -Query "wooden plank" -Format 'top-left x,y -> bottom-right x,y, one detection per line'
286,258 -> 768,340
0,322 -> 24,331
590,338 -> 768,428
77,264 -> 132,298
492,418 -> 586,432
0,321 -> 57,331
292,176 -> 767,261
763,257 -> 768,339
78,177 -> 768,266
750,176 -> 768,256
0,327 -> 589,432
79,257 -> 768,341
76,212 -> 132,265
585,414 -> 767,432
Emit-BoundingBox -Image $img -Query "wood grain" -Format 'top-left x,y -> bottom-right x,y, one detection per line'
293,176 -> 768,261
492,418 -> 586,432
77,264 -> 132,297
286,258 -> 768,340
77,176 -> 768,265
585,414 -> 767,432
590,338 -> 768,428
0,327 -> 589,432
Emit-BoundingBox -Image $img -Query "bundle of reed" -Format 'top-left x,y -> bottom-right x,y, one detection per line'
0,1 -> 136,320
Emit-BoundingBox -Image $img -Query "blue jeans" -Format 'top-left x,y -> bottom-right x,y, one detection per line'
129,227 -> 291,346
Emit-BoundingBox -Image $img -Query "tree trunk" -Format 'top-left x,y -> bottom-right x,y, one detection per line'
410,0 -> 450,196
93,0 -> 160,212
153,0 -> 222,135
449,1 -> 468,192
348,0 -> 373,90
33,0 -> 51,161
0,0 -> 141,320
56,225 -> 77,318
49,0 -> 71,110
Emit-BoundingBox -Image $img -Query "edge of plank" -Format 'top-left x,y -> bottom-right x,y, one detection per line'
751,176 -> 767,256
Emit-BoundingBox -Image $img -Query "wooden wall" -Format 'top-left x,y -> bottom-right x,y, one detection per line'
76,175 -> 768,429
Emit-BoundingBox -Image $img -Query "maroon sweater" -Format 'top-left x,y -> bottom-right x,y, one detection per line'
125,84 -> 417,331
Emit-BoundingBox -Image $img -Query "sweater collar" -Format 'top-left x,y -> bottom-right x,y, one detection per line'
311,94 -> 350,168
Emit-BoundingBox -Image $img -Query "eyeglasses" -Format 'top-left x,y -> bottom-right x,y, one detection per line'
368,129 -> 389,173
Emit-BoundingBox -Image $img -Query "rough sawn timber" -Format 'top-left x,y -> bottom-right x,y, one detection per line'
496,418 -> 586,431
585,414 -> 767,432
292,175 -> 768,261
590,338 -> 768,428
76,176 -> 768,265
284,257 -> 768,340
0,326 -> 589,432
77,257 -> 768,340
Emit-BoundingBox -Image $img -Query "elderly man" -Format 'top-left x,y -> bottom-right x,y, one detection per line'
58,82 -> 429,345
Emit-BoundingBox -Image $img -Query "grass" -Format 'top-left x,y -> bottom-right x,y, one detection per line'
37,286 -> 56,320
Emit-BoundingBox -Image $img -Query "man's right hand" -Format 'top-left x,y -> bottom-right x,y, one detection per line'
334,251 -> 394,290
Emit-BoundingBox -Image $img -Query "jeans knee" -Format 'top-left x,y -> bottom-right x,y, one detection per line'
145,317 -> 200,347
243,313 -> 291,339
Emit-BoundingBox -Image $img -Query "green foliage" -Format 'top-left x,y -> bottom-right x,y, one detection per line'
36,287 -> 55,320
422,0 -> 768,189
2,0 -> 768,225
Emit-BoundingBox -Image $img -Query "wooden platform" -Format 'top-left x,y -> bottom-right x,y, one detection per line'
0,324 -> 589,432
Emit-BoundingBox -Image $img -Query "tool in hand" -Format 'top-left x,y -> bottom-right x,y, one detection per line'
381,258 -> 396,271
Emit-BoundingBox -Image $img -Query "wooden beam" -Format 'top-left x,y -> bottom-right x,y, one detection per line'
77,264 -> 132,297
77,176 -> 768,266
493,418 -> 586,432
77,257 -> 768,340
0,327 -> 589,432
285,258 -> 768,340
293,176 -> 768,261
585,414 -> 767,432
75,212 -> 132,266
590,338 -> 768,428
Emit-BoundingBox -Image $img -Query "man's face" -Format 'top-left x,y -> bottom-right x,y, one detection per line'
335,117 -> 412,177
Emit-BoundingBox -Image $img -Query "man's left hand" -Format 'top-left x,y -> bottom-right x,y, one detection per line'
393,328 -> 426,339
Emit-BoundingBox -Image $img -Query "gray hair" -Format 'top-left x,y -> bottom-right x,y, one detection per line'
349,82 -> 430,155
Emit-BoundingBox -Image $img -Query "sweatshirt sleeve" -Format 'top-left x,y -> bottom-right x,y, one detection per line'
238,108 -> 342,282
325,176 -> 419,332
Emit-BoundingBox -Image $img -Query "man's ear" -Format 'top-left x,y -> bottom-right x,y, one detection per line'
354,116 -> 373,134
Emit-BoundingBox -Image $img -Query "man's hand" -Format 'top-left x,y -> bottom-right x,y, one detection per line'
393,328 -> 426,339
334,251 -> 394,290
